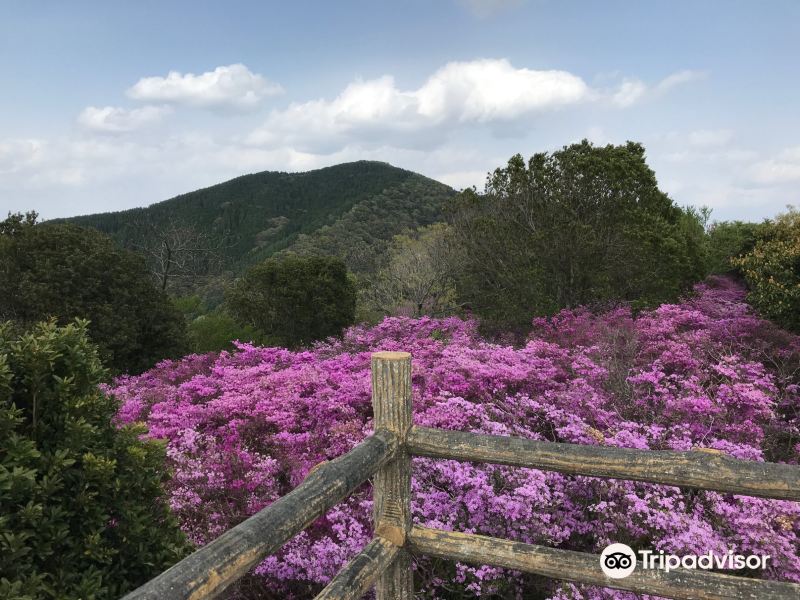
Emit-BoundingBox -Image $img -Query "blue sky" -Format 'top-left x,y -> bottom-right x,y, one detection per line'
2,0 -> 798,221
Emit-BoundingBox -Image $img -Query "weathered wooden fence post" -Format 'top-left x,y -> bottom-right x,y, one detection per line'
371,351 -> 414,599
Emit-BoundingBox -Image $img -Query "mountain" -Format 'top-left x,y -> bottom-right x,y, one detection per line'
61,161 -> 456,288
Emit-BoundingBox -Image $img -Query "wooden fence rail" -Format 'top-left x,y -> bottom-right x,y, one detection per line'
408,426 -> 800,501
123,351 -> 800,600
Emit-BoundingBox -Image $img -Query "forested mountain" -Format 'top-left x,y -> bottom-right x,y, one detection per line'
61,161 -> 455,287
284,175 -> 450,274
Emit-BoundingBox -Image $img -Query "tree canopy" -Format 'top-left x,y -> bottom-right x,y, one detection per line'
0,213 -> 188,374
734,208 -> 800,332
447,141 -> 708,334
360,223 -> 460,319
226,255 -> 356,347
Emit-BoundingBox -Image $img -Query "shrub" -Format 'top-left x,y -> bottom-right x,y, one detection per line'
112,277 -> 800,598
0,320 -> 189,599
0,212 -> 189,374
734,209 -> 800,332
226,255 -> 356,347
188,312 -> 262,353
174,296 -> 262,353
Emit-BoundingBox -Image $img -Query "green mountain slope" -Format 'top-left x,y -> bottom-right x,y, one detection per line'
284,174 -> 452,273
62,161 -> 455,277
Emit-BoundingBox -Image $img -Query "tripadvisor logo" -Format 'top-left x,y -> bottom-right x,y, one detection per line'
600,543 -> 771,579
600,543 -> 637,579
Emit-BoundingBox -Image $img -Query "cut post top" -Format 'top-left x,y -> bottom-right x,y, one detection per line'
372,351 -> 411,361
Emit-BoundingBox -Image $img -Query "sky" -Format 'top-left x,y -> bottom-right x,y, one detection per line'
1,0 -> 799,221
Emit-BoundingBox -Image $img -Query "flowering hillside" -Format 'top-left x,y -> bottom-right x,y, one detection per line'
111,276 -> 800,599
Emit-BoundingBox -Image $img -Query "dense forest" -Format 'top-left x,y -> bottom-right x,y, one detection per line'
3,142 -> 800,599
60,161 -> 454,301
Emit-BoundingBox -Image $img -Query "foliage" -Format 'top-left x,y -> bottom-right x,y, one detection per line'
173,295 -> 207,322
707,220 -> 764,274
189,312 -> 262,353
0,214 -> 189,374
174,296 -> 262,353
734,209 -> 800,332
360,223 -> 461,319
226,255 -> 356,348
0,320 -> 188,600
447,141 -> 709,335
285,176 -> 454,275
61,162 -> 451,280
112,276 -> 800,598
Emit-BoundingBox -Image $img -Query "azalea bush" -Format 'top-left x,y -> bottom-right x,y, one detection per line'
111,276 -> 800,598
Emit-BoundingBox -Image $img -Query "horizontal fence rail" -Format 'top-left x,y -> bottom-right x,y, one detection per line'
124,351 -> 800,600
314,537 -> 401,600
408,526 -> 800,600
408,426 -> 800,501
122,429 -> 398,600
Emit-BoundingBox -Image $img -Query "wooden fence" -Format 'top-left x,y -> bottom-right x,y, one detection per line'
123,351 -> 800,600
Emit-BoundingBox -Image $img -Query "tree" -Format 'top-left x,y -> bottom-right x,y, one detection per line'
706,219 -> 764,274
129,218 -> 225,294
361,223 -> 461,318
226,255 -> 356,347
0,320 -> 189,599
733,208 -> 800,332
0,214 -> 188,374
448,141 -> 708,334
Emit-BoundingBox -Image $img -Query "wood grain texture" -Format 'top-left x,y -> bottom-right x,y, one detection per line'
371,352 -> 414,599
409,526 -> 800,600
408,426 -> 800,500
121,430 -> 398,600
313,537 -> 400,600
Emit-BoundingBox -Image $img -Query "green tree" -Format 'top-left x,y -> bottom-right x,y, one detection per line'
226,255 -> 356,347
733,208 -> 800,332
706,220 -> 763,274
0,213 -> 188,374
361,223 -> 461,318
448,141 -> 708,334
0,320 -> 189,599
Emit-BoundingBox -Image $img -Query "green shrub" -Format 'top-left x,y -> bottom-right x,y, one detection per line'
174,296 -> 261,353
0,213 -> 189,374
226,255 -> 356,348
734,209 -> 800,331
0,320 -> 189,599
188,312 -> 262,353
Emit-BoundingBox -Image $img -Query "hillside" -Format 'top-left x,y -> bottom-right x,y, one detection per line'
63,161 -> 455,278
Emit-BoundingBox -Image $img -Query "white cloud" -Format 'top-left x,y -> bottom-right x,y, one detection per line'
688,129 -> 733,147
609,70 -> 705,108
655,69 -> 707,93
247,59 -> 590,152
419,59 -> 589,121
611,79 -> 647,107
749,146 -> 800,184
0,139 -> 46,174
77,105 -> 171,133
435,169 -> 490,190
127,64 -> 283,110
